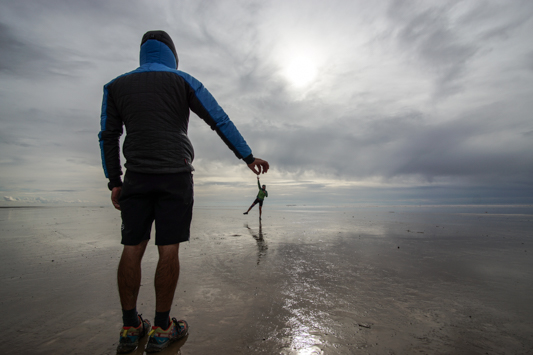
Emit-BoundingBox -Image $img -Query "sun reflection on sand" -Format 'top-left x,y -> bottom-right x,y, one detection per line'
277,252 -> 335,355
297,346 -> 324,355
283,327 -> 324,355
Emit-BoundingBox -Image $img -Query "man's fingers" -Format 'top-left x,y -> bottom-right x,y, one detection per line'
257,163 -> 268,174
261,161 -> 269,173
112,199 -> 121,210
248,163 -> 260,174
247,158 -> 269,175
111,187 -> 122,210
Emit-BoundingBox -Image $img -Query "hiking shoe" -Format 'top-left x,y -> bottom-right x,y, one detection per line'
117,314 -> 151,354
145,318 -> 188,353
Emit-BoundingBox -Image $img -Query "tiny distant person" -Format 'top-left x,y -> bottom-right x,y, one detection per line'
243,176 -> 268,219
98,30 -> 269,353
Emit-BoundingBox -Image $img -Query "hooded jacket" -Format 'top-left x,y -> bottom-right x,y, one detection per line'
98,31 -> 254,188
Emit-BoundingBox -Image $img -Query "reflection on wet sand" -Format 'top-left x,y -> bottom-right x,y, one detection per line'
274,245 -> 336,355
126,335 -> 188,355
241,206 -> 533,354
245,221 -> 268,265
1,205 -> 532,354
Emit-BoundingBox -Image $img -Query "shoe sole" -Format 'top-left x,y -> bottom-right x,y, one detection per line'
145,321 -> 188,353
145,332 -> 188,353
117,317 -> 151,354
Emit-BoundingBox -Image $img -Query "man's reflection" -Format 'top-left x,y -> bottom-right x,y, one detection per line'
245,221 -> 268,265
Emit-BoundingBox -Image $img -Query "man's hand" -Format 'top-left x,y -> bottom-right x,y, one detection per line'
247,158 -> 269,175
111,186 -> 122,211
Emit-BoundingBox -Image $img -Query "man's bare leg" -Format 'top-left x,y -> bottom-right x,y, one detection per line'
244,203 -> 254,214
155,243 -> 181,313
118,239 -> 149,311
259,205 -> 262,219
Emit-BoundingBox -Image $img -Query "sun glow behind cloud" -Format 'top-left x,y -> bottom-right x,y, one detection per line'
283,54 -> 319,87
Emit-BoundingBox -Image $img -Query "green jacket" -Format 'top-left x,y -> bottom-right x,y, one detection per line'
257,179 -> 268,200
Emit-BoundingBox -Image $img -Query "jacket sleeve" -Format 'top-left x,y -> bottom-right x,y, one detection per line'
178,72 -> 255,164
98,84 -> 123,185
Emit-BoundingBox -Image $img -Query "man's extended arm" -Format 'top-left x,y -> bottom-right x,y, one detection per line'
179,73 -> 270,174
180,72 -> 255,161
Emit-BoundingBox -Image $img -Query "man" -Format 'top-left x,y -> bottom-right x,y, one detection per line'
243,175 -> 268,219
98,30 -> 269,353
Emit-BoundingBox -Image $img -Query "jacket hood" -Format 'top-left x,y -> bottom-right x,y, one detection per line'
140,30 -> 178,69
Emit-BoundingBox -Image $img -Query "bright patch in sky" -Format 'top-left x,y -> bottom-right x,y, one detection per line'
283,55 -> 318,87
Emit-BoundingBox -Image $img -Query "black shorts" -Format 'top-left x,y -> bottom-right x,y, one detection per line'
251,198 -> 264,207
119,171 -> 194,246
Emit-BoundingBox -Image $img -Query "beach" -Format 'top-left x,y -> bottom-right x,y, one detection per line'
1,205 -> 532,354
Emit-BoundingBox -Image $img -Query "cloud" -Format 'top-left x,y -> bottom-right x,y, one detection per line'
0,22 -> 48,76
386,0 -> 533,98
0,0 -> 532,205
191,91 -> 532,189
4,196 -> 17,202
386,1 -> 475,98
0,21 -> 94,79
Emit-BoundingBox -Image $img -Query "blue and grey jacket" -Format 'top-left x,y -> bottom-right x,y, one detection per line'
98,31 -> 254,189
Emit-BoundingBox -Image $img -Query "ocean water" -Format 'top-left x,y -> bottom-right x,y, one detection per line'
0,205 -> 532,354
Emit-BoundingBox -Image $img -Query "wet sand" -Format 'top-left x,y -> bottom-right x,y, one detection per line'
1,205 -> 532,354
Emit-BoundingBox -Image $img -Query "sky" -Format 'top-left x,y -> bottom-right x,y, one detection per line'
0,0 -> 532,206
